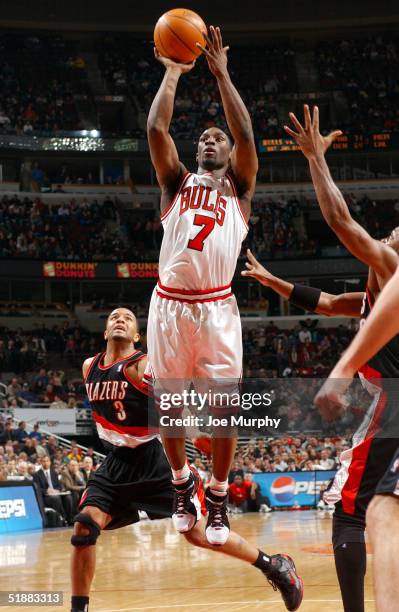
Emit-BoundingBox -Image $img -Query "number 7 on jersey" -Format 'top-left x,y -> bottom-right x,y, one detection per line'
187,214 -> 216,252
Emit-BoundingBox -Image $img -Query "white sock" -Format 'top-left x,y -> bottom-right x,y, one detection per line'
172,463 -> 190,484
209,476 -> 228,496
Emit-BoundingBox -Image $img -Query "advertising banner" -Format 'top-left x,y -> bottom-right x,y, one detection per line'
117,262 -> 159,279
253,470 -> 337,508
0,483 -> 43,533
43,261 -> 99,279
13,408 -> 76,435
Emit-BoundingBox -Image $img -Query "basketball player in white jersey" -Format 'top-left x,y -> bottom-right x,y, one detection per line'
147,26 -> 257,545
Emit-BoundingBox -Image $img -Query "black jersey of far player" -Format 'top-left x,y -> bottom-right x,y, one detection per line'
359,288 -> 399,379
85,350 -> 157,451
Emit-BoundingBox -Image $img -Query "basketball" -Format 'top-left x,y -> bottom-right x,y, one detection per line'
154,8 -> 207,64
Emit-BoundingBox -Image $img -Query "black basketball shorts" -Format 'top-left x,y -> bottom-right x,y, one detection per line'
79,438 -> 175,529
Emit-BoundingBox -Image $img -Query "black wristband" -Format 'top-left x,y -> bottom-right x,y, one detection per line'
289,284 -> 321,312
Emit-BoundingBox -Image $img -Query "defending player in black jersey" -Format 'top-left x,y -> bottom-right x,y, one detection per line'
242,105 -> 399,612
70,307 -> 303,612
315,261 -> 399,612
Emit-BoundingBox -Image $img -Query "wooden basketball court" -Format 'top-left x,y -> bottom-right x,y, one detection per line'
1,511 -> 375,611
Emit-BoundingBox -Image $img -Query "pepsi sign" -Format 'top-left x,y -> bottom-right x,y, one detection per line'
254,471 -> 337,508
0,484 -> 43,533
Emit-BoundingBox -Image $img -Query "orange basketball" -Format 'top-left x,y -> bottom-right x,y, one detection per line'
154,8 -> 207,64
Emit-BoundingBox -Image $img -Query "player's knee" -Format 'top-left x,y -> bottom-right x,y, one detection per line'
71,512 -> 101,547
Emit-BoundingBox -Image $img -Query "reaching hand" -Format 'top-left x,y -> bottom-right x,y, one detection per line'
197,25 -> 229,79
284,105 -> 342,160
314,369 -> 353,422
153,47 -> 196,74
241,249 -> 275,286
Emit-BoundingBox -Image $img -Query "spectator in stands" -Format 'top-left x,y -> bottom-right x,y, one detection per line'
61,459 -> 85,514
44,435 -> 58,459
50,395 -> 68,410
0,422 -> 17,445
244,473 -> 272,512
84,447 -> 98,467
12,460 -> 30,480
19,382 -> 38,404
21,437 -> 37,461
229,474 -> 252,513
29,423 -> 43,442
319,449 -> 336,470
80,456 -> 94,484
31,436 -> 47,458
33,455 -> 74,525
7,377 -> 21,400
228,460 -> 245,484
13,421 -> 29,444
33,368 -> 49,394
286,458 -> 301,472
26,464 -> 37,480
66,443 -> 83,463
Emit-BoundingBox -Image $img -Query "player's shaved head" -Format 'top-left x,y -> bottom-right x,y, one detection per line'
107,307 -> 136,324
105,307 -> 139,343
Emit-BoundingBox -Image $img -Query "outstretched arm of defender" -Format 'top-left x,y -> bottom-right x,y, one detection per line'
284,105 -> 398,283
241,248 -> 364,317
147,49 -> 193,194
198,27 -> 258,193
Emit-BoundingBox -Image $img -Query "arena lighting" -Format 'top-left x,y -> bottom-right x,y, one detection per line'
90,130 -> 100,137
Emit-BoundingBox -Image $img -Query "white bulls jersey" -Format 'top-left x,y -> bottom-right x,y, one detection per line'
158,171 -> 248,297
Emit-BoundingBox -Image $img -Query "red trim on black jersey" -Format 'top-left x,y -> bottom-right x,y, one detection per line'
93,412 -> 158,436
341,390 -> 387,515
156,290 -> 233,304
358,362 -> 382,383
160,172 -> 191,222
157,281 -> 231,296
97,350 -> 141,370
83,353 -> 101,383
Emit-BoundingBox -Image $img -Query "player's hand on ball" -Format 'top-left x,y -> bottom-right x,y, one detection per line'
284,105 -> 342,159
153,47 -> 196,73
241,249 -> 275,286
197,25 -> 229,78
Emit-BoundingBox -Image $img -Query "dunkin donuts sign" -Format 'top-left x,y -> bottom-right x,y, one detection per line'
43,262 -> 98,278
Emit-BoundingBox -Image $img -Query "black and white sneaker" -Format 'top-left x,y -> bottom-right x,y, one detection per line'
205,489 -> 230,545
172,471 -> 201,533
263,554 -> 304,611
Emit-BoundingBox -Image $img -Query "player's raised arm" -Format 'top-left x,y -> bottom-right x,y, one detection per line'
241,249 -> 364,317
284,105 -> 398,284
198,26 -> 258,199
147,49 -> 193,198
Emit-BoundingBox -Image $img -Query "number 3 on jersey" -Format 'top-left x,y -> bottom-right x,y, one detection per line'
113,400 -> 126,421
187,214 -> 215,252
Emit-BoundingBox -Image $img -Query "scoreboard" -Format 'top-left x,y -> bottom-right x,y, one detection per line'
259,132 -> 399,153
